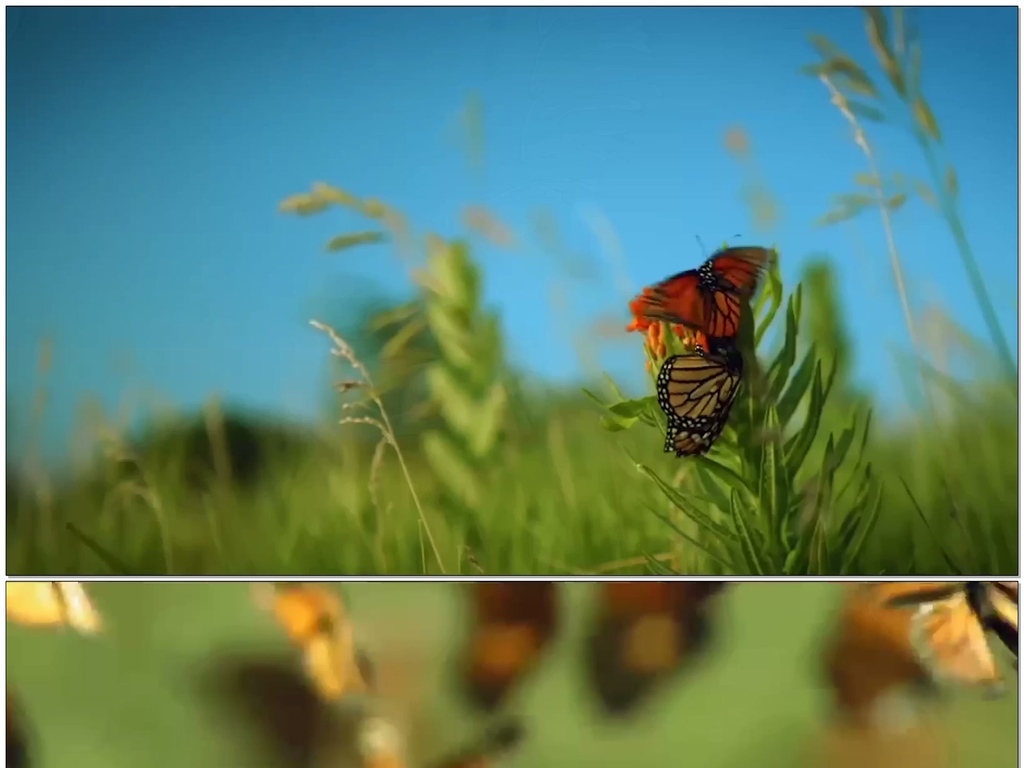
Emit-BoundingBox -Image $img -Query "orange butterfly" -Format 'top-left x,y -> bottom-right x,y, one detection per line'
585,582 -> 727,715
5,582 -> 101,634
253,583 -> 373,701
630,246 -> 772,342
460,582 -> 559,712
458,582 -> 728,718
822,582 -> 1017,731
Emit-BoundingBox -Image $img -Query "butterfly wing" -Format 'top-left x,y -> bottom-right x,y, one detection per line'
585,582 -> 726,716
259,584 -> 370,701
657,348 -> 743,457
706,247 -> 771,296
5,582 -> 101,634
461,583 -> 559,712
977,582 -> 1018,663
907,590 -> 1002,694
632,271 -> 707,330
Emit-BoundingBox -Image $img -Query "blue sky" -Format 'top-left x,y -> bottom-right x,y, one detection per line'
7,7 -> 1018,465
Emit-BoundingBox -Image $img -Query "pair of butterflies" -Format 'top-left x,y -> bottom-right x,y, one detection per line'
823,581 -> 1019,730
252,583 -> 528,768
257,583 -> 730,768
631,246 -> 772,457
461,582 -> 727,716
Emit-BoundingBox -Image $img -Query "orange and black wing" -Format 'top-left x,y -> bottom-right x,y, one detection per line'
972,582 -> 1018,665
705,247 -> 771,296
656,347 -> 743,457
460,582 -> 559,712
585,582 -> 727,716
879,582 -> 1003,695
699,246 -> 771,339
630,271 -> 707,331
255,583 -> 372,701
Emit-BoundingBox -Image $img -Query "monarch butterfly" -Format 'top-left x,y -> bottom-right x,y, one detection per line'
632,246 -> 772,342
253,583 -> 374,701
585,582 -> 727,716
656,344 -> 743,457
5,582 -> 101,634
458,583 -> 727,717
823,583 -> 1016,729
459,582 -> 559,712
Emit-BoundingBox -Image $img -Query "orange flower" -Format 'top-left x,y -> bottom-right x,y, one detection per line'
626,291 -> 703,370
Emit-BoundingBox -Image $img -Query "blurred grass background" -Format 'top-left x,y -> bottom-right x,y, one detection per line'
6,582 -> 1018,768
6,9 -> 1017,576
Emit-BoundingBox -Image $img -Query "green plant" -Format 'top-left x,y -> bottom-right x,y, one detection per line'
586,254 -> 881,575
280,183 -> 511,572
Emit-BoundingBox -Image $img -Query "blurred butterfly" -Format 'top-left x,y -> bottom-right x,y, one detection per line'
5,582 -> 101,634
822,583 -> 945,728
631,246 -> 772,343
458,583 -> 728,718
881,581 -> 1017,696
253,583 -> 374,701
459,582 -> 559,712
656,344 -> 743,457
585,582 -> 727,715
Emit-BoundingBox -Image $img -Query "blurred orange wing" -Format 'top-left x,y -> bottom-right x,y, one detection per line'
902,587 -> 1002,693
461,583 -> 559,712
5,582 -> 101,634
585,582 -> 726,715
706,247 -> 771,296
632,272 -> 706,330
255,583 -> 371,701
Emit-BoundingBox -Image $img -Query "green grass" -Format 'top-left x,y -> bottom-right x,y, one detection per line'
7,583 -> 1017,768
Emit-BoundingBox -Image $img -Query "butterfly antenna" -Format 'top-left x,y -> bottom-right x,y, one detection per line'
695,235 -> 707,257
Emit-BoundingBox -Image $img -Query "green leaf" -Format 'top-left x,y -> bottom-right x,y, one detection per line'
885,193 -> 908,212
421,429 -> 481,509
913,179 -> 938,209
600,413 -> 639,432
853,172 -> 881,188
646,506 -> 737,571
633,462 -> 740,543
847,100 -> 887,123
864,7 -> 906,97
754,261 -> 784,347
840,479 -> 883,574
808,33 -> 853,64
945,167 -> 959,199
325,231 -> 387,253
784,362 -> 825,475
766,295 -> 800,401
758,405 -> 789,555
777,344 -> 817,427
912,97 -> 942,142
694,454 -> 756,497
467,383 -> 507,458
609,397 -> 657,420
729,488 -> 767,575
279,193 -> 333,217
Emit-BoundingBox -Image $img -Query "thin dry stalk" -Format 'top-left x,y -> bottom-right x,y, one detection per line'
820,74 -> 937,417
311,319 -> 447,574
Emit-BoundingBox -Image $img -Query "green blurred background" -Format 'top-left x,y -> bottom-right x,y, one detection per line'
6,582 -> 1018,768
